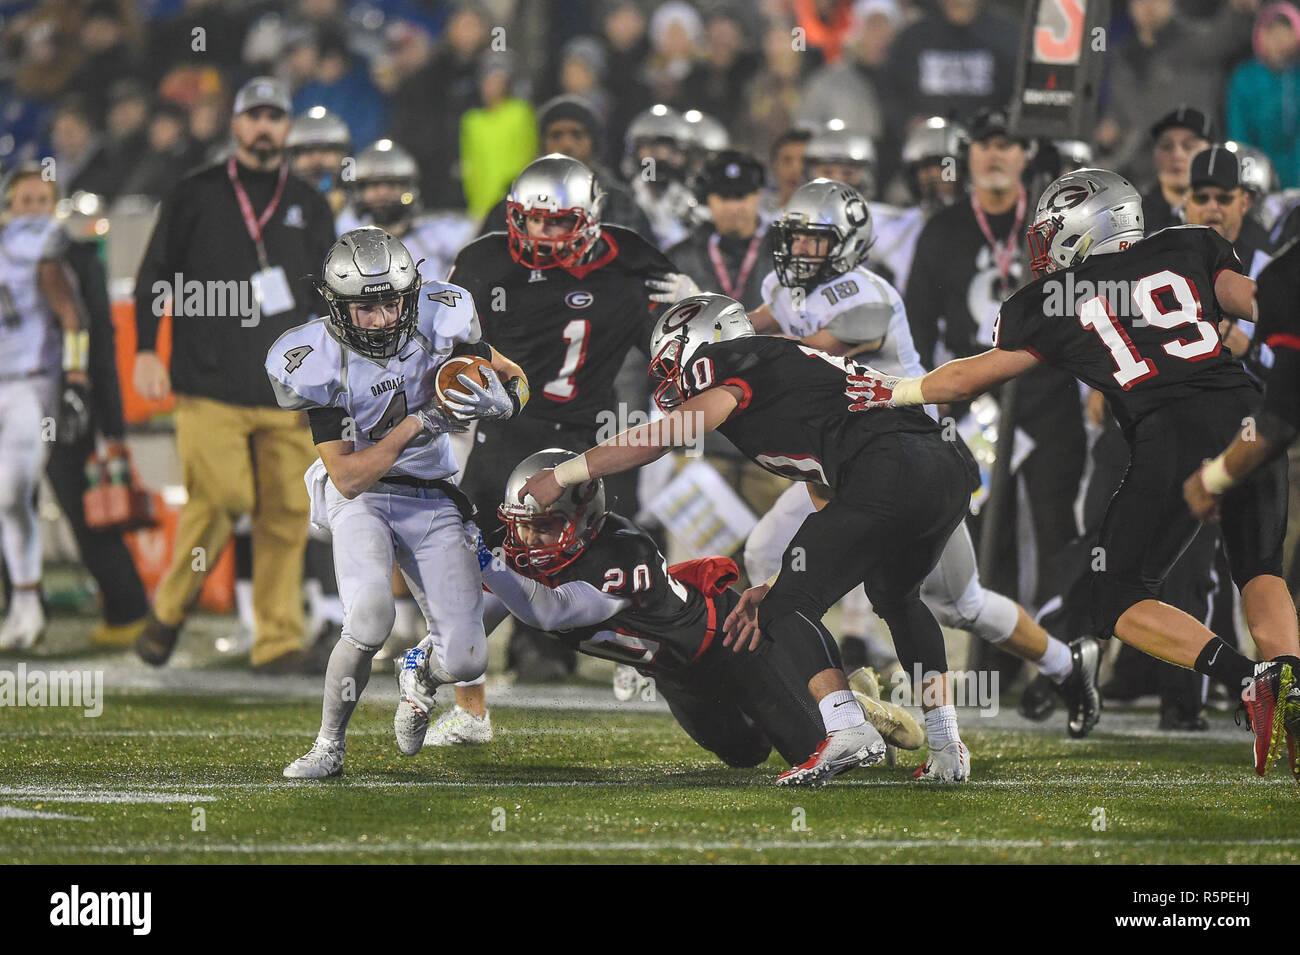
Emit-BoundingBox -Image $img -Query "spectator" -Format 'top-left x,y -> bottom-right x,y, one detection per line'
680,8 -> 759,133
644,1 -> 703,105
117,101 -> 199,201
459,54 -> 537,219
599,0 -> 653,169
759,127 -> 812,221
48,97 -> 115,198
64,0 -> 144,125
743,22 -> 806,158
1097,0 -> 1258,187
388,2 -> 487,207
1227,2 -> 1300,188
130,77 -> 335,672
1142,106 -> 1214,233
793,0 -> 857,66
1184,144 -> 1275,277
799,0 -> 903,145
97,79 -> 152,201
291,27 -> 388,148
556,35 -> 611,126
884,0 -> 1018,133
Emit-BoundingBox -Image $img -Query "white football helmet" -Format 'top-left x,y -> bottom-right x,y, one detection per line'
1027,168 -> 1144,278
648,293 -> 754,411
772,179 -> 873,290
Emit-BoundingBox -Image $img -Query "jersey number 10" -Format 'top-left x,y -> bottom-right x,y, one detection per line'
1077,269 -> 1219,389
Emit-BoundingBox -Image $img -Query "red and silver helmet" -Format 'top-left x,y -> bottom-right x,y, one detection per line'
648,293 -> 754,412
506,154 -> 605,270
1027,168 -> 1144,278
500,449 -> 606,577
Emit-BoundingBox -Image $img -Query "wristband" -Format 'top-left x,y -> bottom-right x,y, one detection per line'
892,376 -> 925,407
1201,455 -> 1235,495
553,453 -> 591,487
505,376 -> 529,418
63,329 -> 90,374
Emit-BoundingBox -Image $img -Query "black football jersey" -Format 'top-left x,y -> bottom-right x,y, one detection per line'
1253,238 -> 1300,431
679,335 -> 943,487
992,225 -> 1253,433
548,513 -> 711,671
449,226 -> 674,429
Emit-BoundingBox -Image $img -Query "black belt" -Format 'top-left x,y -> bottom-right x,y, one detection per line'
378,475 -> 477,523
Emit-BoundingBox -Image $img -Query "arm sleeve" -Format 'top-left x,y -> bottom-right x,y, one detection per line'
308,406 -> 348,444
133,182 -> 188,351
480,558 -> 631,631
451,340 -> 492,359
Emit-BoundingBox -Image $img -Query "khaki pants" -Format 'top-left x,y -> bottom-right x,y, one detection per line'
153,395 -> 316,665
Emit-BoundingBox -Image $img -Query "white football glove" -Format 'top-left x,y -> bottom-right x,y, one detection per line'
844,367 -> 903,411
443,370 -> 514,422
645,271 -> 701,304
413,401 -> 468,435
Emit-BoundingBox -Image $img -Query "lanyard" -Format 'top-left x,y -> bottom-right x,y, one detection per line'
970,185 -> 1026,289
227,157 -> 288,270
707,230 -> 763,301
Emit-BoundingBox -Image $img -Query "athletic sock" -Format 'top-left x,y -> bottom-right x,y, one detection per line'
319,639 -> 376,740
924,704 -> 961,750
1193,637 -> 1254,695
819,689 -> 866,732
1038,637 -> 1074,684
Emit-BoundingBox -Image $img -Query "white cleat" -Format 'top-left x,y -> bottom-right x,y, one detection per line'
913,740 -> 971,783
394,646 -> 440,756
612,664 -> 651,701
424,705 -> 494,746
283,737 -> 345,779
777,722 -> 888,788
0,593 -> 45,650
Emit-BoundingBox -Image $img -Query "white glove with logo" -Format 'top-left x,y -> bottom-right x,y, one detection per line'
444,371 -> 514,422
413,401 -> 468,435
645,271 -> 701,304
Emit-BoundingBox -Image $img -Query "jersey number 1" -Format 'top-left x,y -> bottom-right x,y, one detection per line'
543,319 -> 590,401
1078,269 -> 1219,389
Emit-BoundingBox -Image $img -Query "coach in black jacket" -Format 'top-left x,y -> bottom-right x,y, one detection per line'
131,77 -> 335,671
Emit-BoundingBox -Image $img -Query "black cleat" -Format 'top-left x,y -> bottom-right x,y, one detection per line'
134,613 -> 182,667
1017,673 -> 1059,722
1062,637 -> 1102,738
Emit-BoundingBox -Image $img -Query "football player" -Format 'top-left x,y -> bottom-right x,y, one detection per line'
425,448 -> 918,783
621,105 -> 699,249
0,166 -> 91,649
265,227 -> 529,778
519,293 -> 983,783
336,140 -> 476,282
851,168 -> 1300,777
287,107 -> 352,215
745,179 -> 1101,737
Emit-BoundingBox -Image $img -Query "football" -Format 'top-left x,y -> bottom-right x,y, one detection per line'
434,354 -> 498,413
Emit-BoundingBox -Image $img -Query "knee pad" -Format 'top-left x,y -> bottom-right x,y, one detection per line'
432,620 -> 488,684
1091,570 -> 1156,639
340,580 -> 395,652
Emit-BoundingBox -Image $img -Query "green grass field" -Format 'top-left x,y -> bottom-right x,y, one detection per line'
3,680 -> 1298,864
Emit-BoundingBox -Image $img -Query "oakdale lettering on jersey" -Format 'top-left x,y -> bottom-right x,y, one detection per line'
49,885 -> 152,935
371,374 -> 406,397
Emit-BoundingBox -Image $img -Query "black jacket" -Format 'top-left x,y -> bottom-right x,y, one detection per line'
134,160 -> 335,407
666,224 -> 775,312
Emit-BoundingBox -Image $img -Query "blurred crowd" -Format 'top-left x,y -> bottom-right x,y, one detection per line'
2,0 -> 1293,222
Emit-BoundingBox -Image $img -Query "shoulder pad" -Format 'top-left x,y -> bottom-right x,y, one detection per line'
418,280 -> 481,347
265,319 -> 341,410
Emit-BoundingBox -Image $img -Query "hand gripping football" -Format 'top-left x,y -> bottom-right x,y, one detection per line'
434,354 -> 499,415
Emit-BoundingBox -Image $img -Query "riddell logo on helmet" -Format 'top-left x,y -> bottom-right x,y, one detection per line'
362,283 -> 393,294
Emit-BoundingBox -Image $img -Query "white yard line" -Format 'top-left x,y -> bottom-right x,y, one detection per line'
0,786 -> 216,803
0,806 -> 93,821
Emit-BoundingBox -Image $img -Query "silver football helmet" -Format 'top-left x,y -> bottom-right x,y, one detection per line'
772,179 -> 873,290
500,449 -> 606,576
902,117 -> 966,167
287,106 -> 352,155
681,109 -> 730,174
804,122 -> 877,196
1027,168 -> 1144,278
648,293 -> 754,411
317,227 -> 422,360
1226,141 -> 1278,197
506,154 -> 605,269
622,104 -> 692,182
352,139 -> 421,227
1053,139 -> 1094,172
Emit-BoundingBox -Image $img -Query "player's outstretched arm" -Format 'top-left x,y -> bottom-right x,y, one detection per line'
1214,270 -> 1257,323
315,416 -> 424,499
477,539 -> 630,631
853,348 -> 1039,408
518,386 -> 742,507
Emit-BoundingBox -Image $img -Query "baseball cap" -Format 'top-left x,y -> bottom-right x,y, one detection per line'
1190,144 -> 1240,191
696,150 -> 765,198
233,76 -> 291,116
967,107 -> 1027,146
1150,105 -> 1215,142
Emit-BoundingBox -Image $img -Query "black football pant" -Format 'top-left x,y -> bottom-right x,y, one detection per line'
461,415 -> 639,676
756,432 -> 978,688
654,590 -> 825,766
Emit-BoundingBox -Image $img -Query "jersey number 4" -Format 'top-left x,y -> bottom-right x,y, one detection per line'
1077,269 -> 1219,389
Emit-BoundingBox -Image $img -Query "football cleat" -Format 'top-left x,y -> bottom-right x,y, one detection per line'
912,740 -> 971,783
1062,637 -> 1102,738
283,737 -> 345,779
394,646 -> 441,756
135,613 -> 182,666
849,667 -> 924,755
1241,660 -> 1299,776
424,705 -> 494,746
0,592 -> 45,651
612,664 -> 651,702
1017,673 -> 1059,722
776,722 -> 887,788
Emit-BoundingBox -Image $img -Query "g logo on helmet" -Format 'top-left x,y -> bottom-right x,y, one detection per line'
662,299 -> 705,332
1047,182 -> 1096,212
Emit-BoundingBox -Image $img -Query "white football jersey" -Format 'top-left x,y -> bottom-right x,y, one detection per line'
266,279 -> 483,481
760,263 -> 925,381
334,209 -> 477,282
866,202 -> 925,292
0,214 -> 67,378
